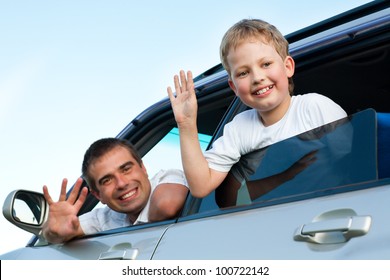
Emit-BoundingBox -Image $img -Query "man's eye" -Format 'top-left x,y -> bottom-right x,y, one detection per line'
123,165 -> 132,173
102,178 -> 112,185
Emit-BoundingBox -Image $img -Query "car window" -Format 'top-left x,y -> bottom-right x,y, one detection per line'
197,109 -> 378,213
92,127 -> 212,210
142,127 -> 212,176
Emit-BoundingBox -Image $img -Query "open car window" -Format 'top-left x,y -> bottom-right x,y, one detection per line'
197,109 -> 378,212
92,127 -> 212,210
142,127 -> 212,176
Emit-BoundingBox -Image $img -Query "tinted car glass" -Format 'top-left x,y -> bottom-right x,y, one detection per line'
198,109 -> 378,212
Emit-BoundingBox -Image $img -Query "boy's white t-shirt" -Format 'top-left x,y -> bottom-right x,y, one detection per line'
204,93 -> 347,173
79,169 -> 188,235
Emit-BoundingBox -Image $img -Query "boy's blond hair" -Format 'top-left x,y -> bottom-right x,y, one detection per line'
220,19 -> 294,93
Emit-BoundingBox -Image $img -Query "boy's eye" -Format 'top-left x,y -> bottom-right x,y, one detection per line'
263,62 -> 271,68
237,71 -> 248,77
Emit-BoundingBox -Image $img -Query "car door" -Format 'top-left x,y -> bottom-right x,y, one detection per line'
152,185 -> 390,259
152,110 -> 390,259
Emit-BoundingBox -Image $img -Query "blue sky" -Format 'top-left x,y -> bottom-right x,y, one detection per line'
0,0 -> 371,255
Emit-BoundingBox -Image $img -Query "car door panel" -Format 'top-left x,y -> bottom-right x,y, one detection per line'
152,184 -> 390,259
1,223 -> 172,260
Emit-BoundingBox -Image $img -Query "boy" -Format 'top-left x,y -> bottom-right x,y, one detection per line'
167,19 -> 346,198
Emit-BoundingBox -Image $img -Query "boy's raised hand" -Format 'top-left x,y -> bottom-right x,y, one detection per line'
42,177 -> 88,243
167,70 -> 198,128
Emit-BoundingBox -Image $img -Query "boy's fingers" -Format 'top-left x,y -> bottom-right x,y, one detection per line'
167,86 -> 174,100
179,70 -> 187,91
187,71 -> 194,93
187,70 -> 193,80
169,70 -> 193,99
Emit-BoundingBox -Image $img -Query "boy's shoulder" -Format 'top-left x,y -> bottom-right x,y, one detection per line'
292,92 -> 322,99
292,92 -> 334,104
234,108 -> 258,121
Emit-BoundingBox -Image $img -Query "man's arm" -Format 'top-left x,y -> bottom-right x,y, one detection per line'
148,183 -> 189,222
41,177 -> 88,243
168,70 -> 227,197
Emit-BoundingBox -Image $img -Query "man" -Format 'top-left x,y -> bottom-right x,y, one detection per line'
41,138 -> 188,244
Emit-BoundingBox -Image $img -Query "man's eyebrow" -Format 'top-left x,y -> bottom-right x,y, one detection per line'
97,161 -> 135,185
119,161 -> 134,170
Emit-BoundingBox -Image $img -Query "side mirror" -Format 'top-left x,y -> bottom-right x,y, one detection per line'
2,190 -> 49,236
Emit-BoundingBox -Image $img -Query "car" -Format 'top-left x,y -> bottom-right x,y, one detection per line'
1,0 -> 389,260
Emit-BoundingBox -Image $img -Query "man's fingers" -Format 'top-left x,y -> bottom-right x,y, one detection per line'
59,178 -> 68,201
42,185 -> 54,205
74,186 -> 88,210
67,177 -> 84,204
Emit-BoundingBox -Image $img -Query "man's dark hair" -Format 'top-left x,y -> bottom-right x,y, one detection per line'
81,138 -> 142,192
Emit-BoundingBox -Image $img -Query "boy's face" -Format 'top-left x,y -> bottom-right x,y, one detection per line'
89,145 -> 151,223
227,40 -> 294,123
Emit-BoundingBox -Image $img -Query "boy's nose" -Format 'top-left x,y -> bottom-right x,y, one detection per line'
252,68 -> 265,84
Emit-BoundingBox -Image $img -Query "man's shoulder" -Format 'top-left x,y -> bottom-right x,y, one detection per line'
80,205 -> 114,219
151,169 -> 188,188
152,169 -> 184,179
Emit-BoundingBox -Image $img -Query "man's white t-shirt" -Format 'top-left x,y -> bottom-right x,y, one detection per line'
204,93 -> 347,173
79,169 -> 188,235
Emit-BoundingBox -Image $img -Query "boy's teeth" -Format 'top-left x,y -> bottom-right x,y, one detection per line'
256,85 -> 273,95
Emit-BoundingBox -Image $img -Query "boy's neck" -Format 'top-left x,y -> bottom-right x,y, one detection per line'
257,95 -> 292,126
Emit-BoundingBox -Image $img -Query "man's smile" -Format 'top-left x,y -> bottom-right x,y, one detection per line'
119,188 -> 137,201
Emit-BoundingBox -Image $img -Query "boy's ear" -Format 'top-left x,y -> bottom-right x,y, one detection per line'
228,79 -> 238,96
284,56 -> 295,78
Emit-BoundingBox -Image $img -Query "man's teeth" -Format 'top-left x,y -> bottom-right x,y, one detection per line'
121,189 -> 136,200
255,85 -> 273,95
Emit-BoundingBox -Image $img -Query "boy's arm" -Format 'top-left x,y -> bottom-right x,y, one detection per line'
41,178 -> 87,243
167,70 -> 227,197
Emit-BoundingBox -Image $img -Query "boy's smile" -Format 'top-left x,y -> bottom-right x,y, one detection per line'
254,84 -> 274,96
227,39 -> 295,126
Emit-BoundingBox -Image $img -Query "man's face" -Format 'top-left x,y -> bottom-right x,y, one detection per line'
89,145 -> 151,223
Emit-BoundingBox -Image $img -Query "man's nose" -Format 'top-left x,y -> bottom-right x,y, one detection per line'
115,174 -> 127,189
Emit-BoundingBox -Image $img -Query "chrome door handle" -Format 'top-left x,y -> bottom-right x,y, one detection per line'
99,248 -> 139,260
294,215 -> 371,244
